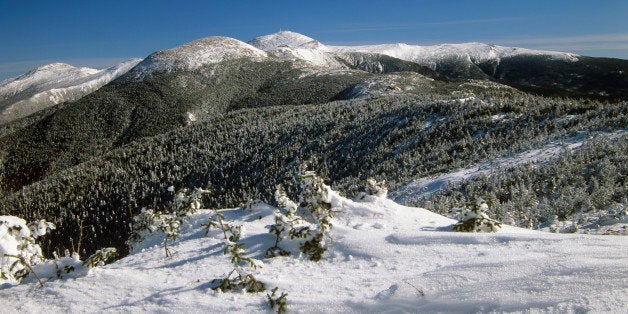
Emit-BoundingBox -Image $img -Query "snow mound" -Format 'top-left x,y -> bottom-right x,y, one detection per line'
1,191 -> 626,312
131,37 -> 268,78
0,59 -> 142,124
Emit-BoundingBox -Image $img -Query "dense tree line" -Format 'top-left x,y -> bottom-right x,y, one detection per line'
0,89 -> 625,257
414,135 -> 627,233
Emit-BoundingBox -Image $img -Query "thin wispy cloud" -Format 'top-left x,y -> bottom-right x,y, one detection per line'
492,33 -> 628,57
317,17 -> 533,34
496,33 -> 628,46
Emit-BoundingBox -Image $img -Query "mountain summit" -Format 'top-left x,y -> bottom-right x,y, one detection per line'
129,36 -> 268,78
248,30 -> 322,50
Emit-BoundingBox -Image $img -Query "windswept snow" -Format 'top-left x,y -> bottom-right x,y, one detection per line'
130,37 -> 268,78
1,193 -> 626,312
0,59 -> 142,124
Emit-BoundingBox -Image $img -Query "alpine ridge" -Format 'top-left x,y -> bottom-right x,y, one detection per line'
0,58 -> 142,124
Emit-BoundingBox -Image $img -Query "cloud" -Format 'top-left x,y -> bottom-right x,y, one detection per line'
494,33 -> 628,53
317,17 -> 532,34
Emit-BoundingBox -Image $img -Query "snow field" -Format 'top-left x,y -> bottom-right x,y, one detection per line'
1,193 -> 626,313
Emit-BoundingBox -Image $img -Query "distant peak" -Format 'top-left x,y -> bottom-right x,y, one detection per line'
129,36 -> 268,77
25,63 -> 79,75
248,31 -> 321,51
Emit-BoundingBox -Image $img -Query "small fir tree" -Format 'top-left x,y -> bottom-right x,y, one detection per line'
451,198 -> 502,232
266,166 -> 334,261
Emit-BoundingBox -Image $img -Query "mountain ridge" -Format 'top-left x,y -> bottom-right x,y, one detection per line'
0,58 -> 142,124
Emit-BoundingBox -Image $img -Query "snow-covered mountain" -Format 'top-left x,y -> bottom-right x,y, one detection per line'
247,31 -> 344,68
333,41 -> 579,65
1,194 -> 626,312
249,30 -> 579,70
129,36 -> 268,79
0,59 -> 142,124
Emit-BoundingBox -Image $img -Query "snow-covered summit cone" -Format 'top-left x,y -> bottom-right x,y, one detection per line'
249,31 -> 343,68
0,59 -> 142,124
130,36 -> 268,78
248,30 -> 322,50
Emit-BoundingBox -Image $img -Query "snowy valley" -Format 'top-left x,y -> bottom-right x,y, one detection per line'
1,180 -> 626,312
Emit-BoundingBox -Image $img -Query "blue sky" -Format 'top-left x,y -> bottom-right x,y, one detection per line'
1,0 -> 626,80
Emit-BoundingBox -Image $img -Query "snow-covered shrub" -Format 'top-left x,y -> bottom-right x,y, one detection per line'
0,216 -> 54,284
129,187 -> 210,257
357,178 -> 388,199
267,287 -> 288,314
83,247 -> 118,268
451,198 -> 502,232
204,208 -> 265,293
266,167 -> 334,261
265,185 -> 302,258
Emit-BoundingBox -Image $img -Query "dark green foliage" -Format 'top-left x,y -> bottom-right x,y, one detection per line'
451,198 -> 502,233
211,273 -> 266,293
204,206 -> 264,293
416,135 -> 627,231
0,91 -> 625,257
267,287 -> 288,314
83,247 -> 118,267
484,55 -> 628,101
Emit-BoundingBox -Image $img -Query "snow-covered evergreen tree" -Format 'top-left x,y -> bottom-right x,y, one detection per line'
266,167 -> 335,261
0,216 -> 54,284
451,198 -> 502,232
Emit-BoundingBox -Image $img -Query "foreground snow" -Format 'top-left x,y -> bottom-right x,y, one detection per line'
1,195 -> 626,313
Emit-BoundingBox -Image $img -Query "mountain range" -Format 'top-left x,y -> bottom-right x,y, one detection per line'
0,31 -> 626,258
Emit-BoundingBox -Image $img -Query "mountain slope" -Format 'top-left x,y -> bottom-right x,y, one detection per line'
0,36 -> 374,194
0,59 -> 142,124
128,36 -> 268,79
1,196 -> 626,312
250,31 -> 628,99
0,31 -> 626,261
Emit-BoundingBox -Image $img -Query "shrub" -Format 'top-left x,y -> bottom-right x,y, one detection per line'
266,167 -> 334,261
451,198 -> 502,232
0,216 -> 54,285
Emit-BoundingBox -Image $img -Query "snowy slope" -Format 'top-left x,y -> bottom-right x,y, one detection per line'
332,42 -> 579,66
129,36 -> 268,78
248,31 -> 346,68
0,59 -> 142,124
250,31 -> 579,70
1,194 -> 626,312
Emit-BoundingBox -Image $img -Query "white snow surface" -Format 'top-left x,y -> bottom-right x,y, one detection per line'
130,37 -> 268,78
332,42 -> 579,66
1,194 -> 626,312
0,59 -> 142,123
249,31 -> 579,69
248,31 -> 343,68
